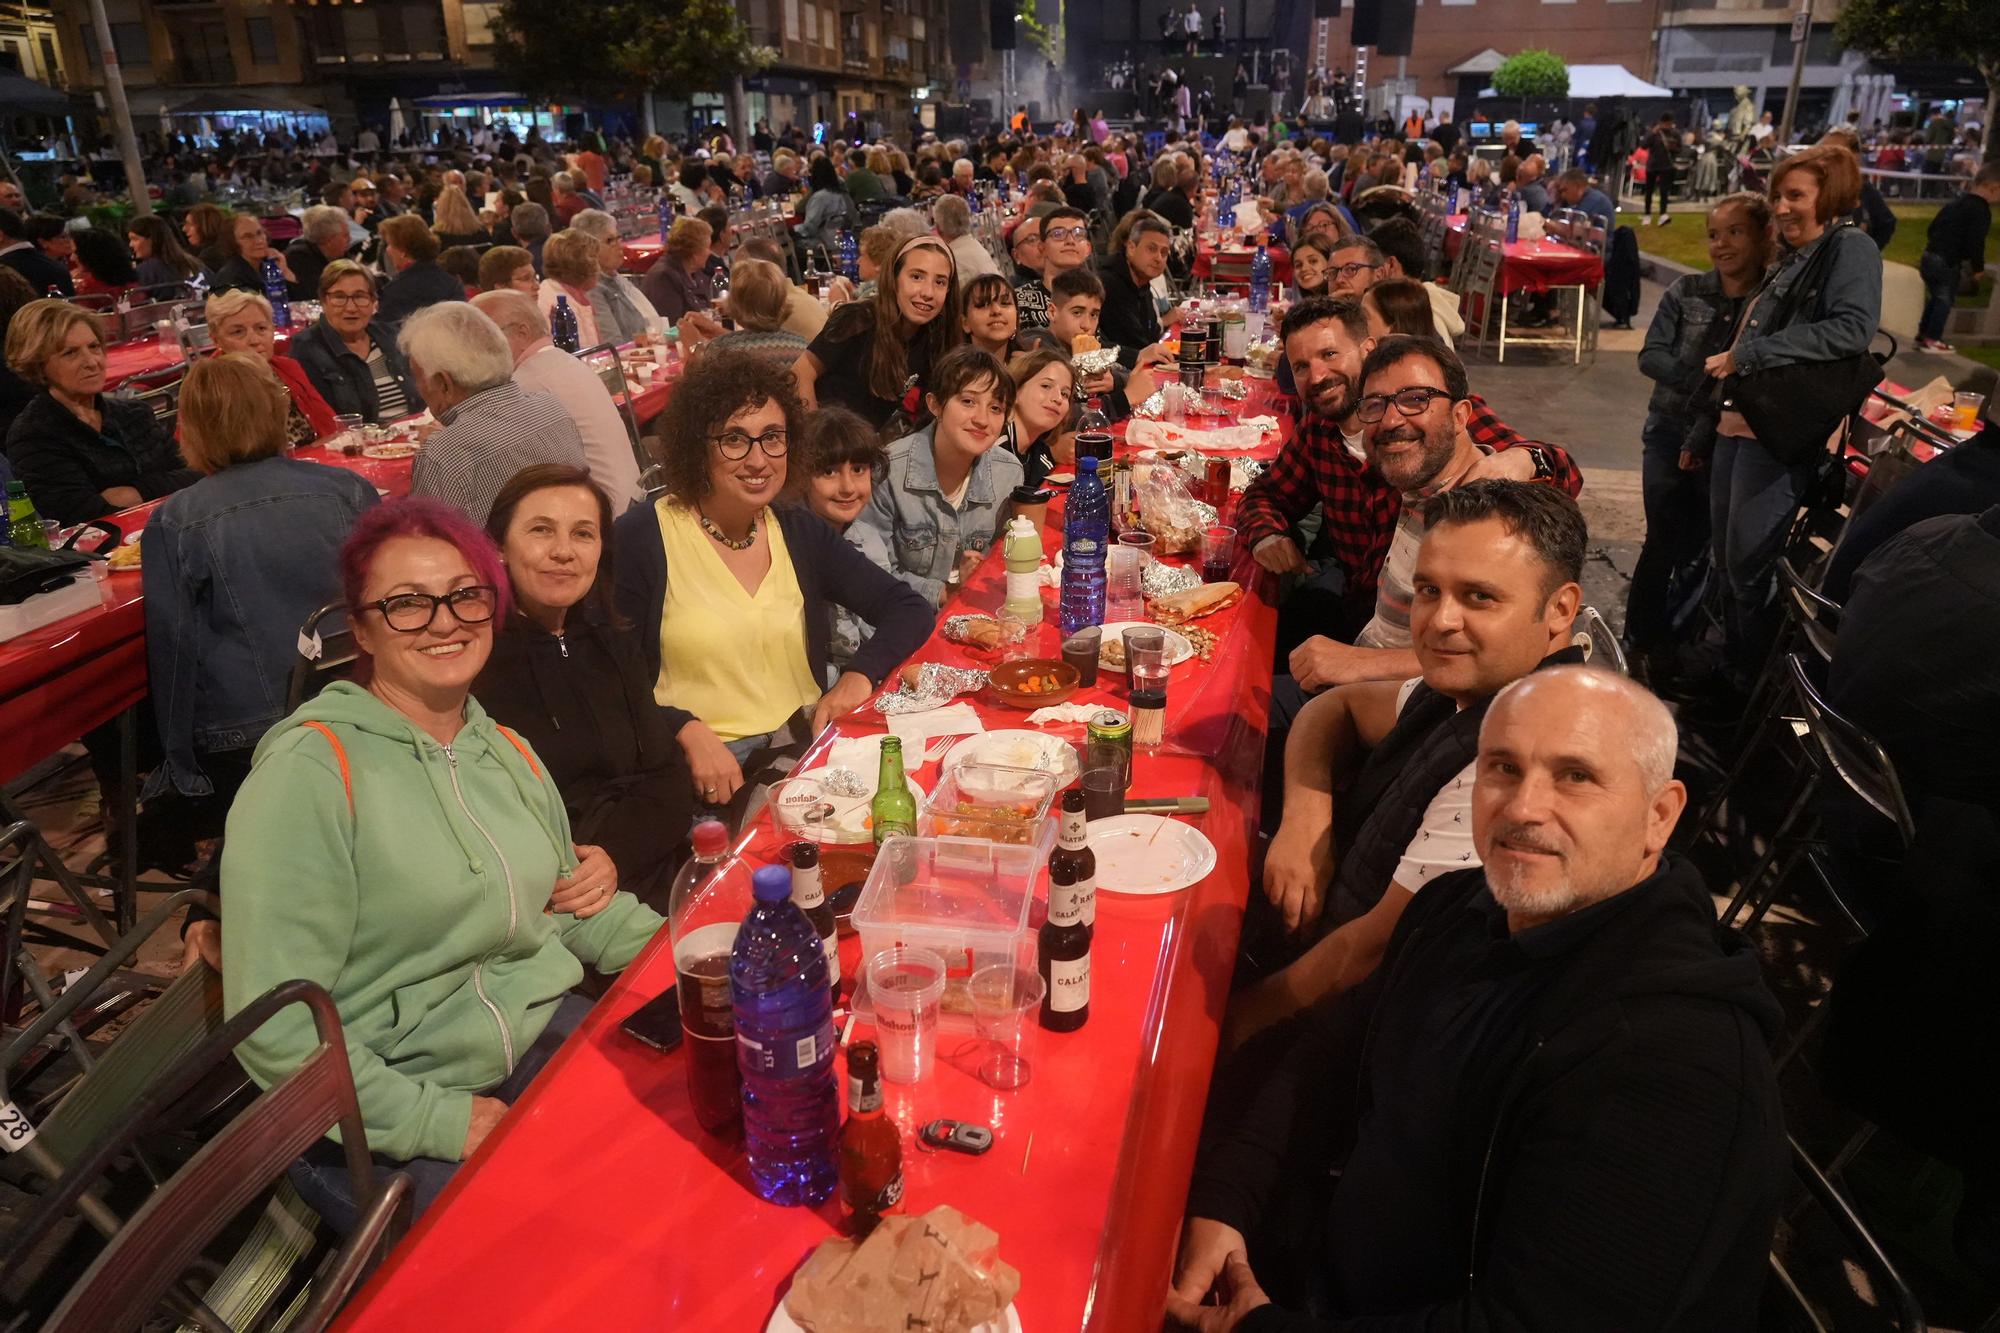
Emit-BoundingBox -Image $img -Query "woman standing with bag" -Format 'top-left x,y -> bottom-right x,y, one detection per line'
1703,145 -> 1881,683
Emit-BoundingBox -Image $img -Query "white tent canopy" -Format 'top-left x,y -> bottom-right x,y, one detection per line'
1479,64 -> 1673,100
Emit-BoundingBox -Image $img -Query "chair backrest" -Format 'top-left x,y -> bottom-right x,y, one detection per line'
1571,606 -> 1629,674
288,601 -> 359,712
1776,556 -> 1841,667
1776,1135 -> 1928,1332
21,979 -> 410,1333
576,340 -> 646,464
1786,653 -> 1916,848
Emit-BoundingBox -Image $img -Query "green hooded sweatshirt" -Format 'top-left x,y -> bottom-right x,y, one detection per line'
220,681 -> 664,1163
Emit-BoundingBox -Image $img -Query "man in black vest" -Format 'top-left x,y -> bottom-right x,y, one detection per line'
1233,481 -> 1586,1043
1176,666 -> 1783,1331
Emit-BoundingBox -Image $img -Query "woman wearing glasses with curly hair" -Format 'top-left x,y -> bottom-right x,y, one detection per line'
612,347 -> 932,810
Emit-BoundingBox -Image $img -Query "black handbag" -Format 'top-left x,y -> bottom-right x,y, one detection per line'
1718,225 -> 1884,466
0,545 -> 91,606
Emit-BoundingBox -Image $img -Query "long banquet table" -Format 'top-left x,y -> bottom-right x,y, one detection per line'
1441,214 -> 1605,295
337,387 -> 1293,1331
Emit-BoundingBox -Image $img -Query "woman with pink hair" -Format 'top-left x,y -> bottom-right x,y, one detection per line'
217,495 -> 664,1233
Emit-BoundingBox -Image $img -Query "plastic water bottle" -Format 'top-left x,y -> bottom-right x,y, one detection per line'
1506,194 -> 1521,244
731,864 -> 840,1205
1249,244 -> 1271,315
1003,514 -> 1044,624
838,230 -> 859,281
1447,182 -> 1461,216
551,294 -> 580,352
1059,456 -> 1109,637
260,256 -> 290,328
657,191 -> 676,237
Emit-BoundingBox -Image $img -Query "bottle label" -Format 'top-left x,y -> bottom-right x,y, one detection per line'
1048,955 -> 1090,1012
1049,879 -> 1083,926
792,863 -> 825,910
736,1012 -> 836,1078
1005,569 -> 1040,604
824,933 -> 841,991
1075,873 -> 1096,927
848,1074 -> 882,1114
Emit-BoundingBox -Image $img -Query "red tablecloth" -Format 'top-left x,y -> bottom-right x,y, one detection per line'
0,444 -> 414,784
1193,240 -> 1292,289
621,229 -> 665,273
1442,217 -> 1604,296
337,410 -> 1288,1332
102,326 -> 303,391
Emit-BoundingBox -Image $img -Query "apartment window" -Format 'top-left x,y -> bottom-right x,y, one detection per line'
245,16 -> 277,63
911,14 -> 924,37
461,2 -> 500,44
342,7 -> 382,56
93,21 -> 151,64
803,1 -> 816,44
784,0 -> 798,41
38,35 -> 56,78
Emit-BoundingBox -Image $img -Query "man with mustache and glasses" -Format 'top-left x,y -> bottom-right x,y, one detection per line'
1234,302 -> 1577,672
1175,665 -> 1784,1333
1234,481 -> 1587,1027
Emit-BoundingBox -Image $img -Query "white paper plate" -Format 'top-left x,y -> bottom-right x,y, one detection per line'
1087,815 -> 1217,895
1043,470 -> 1075,486
1095,622 -> 1195,673
799,736 -> 928,839
768,1298 -> 1022,1332
943,729 -> 1081,785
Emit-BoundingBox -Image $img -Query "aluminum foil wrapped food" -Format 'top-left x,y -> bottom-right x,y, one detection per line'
817,767 -> 870,797
876,662 -> 991,715
1132,388 -> 1168,419
942,614 -> 1002,649
1209,377 -> 1248,401
1071,346 -> 1122,377
1142,559 -> 1203,598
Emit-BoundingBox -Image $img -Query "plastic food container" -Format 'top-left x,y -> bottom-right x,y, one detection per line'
919,763 -> 1059,855
850,834 -> 1043,1032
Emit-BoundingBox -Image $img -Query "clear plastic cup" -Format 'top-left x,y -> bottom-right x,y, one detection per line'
968,965 -> 1044,1090
864,946 -> 947,1084
1107,545 -> 1145,621
1953,391 -> 1984,433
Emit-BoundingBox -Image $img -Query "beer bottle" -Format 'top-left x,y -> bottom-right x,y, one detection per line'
1049,789 -> 1096,938
870,737 -> 916,846
791,841 -> 841,1004
838,1040 -> 904,1236
1040,812 -> 1091,1032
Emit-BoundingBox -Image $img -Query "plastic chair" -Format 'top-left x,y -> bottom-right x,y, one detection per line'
576,340 -> 648,472
287,602 -> 359,712
8,978 -> 410,1333
1569,606 -> 1629,675
122,359 -> 191,431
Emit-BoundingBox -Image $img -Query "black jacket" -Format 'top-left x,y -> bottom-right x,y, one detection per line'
611,500 -> 936,737
284,237 -> 349,298
1143,186 -> 1195,231
209,255 -> 307,300
1822,422 -> 2000,603
377,260 -> 468,327
1923,189 -> 1992,270
289,318 -> 415,424
4,391 -> 198,523
1192,855 -> 1785,1332
1095,253 -> 1162,369
474,607 -> 695,909
0,245 -> 72,297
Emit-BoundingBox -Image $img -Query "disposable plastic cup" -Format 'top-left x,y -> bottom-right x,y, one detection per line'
865,946 -> 947,1084
1061,628 -> 1101,687
969,965 -> 1045,1091
1953,391 -> 1984,432
1081,766 -> 1127,821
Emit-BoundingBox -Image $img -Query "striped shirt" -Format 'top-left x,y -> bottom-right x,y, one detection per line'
367,345 -> 410,420
409,379 -> 588,525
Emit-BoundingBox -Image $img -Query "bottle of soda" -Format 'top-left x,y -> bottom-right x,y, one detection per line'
260,255 -> 291,328
1058,456 -> 1108,637
1040,813 -> 1092,1032
1050,789 -> 1096,936
870,737 -> 916,846
838,1040 -> 904,1236
731,864 -> 841,1205
790,841 -> 840,1004
667,819 -> 744,1138
1073,397 -> 1112,467
551,294 -> 580,352
7,482 -> 49,551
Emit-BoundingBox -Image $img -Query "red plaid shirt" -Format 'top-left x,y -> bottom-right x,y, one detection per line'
1235,395 -> 1582,597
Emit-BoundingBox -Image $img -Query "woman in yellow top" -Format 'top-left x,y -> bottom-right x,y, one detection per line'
611,348 -> 934,808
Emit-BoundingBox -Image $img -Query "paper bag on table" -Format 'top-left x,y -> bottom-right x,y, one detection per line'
783,1205 -> 1021,1333
1865,375 -> 1952,436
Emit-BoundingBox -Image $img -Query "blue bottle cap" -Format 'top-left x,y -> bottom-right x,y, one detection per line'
1078,455 -> 1099,474
751,865 -> 792,902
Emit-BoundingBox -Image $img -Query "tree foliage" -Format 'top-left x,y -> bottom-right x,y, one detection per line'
492,0 -> 769,103
1836,0 -> 1998,161
1491,50 -> 1570,100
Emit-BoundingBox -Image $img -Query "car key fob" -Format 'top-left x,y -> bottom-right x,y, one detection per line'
920,1119 -> 993,1155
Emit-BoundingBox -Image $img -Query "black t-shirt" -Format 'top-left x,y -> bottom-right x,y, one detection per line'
808,305 -> 933,430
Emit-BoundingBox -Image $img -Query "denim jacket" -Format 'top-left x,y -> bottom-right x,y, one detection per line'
1732,224 -> 1881,376
851,424 -> 1026,608
142,456 -> 380,794
289,318 -> 415,423
1639,269 -> 1738,417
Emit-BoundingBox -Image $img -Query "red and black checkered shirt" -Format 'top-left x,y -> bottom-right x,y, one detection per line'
1235,395 -> 1582,597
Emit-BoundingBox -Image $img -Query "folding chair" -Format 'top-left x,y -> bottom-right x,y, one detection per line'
1569,607 -> 1629,674
123,359 -> 191,432
1771,1135 -> 1928,1332
1458,239 -> 1504,359
113,299 -> 187,343
7,978 -> 411,1333
288,602 -> 360,712
576,340 -> 648,474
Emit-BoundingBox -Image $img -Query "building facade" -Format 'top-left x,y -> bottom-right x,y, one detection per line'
1315,0 -> 1664,105
1653,0 -> 1862,124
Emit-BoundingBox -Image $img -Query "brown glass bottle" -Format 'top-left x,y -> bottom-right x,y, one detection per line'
1049,789 -> 1097,940
791,841 -> 841,1004
1040,802 -> 1092,1032
838,1040 -> 904,1235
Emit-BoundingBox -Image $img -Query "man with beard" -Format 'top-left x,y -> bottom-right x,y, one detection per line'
1235,300 -> 1576,675
1174,665 -> 1784,1332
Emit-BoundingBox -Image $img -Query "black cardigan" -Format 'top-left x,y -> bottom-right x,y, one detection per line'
473,607 -> 695,908
1193,856 -> 1786,1332
4,391 -> 198,524
611,500 -> 935,736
